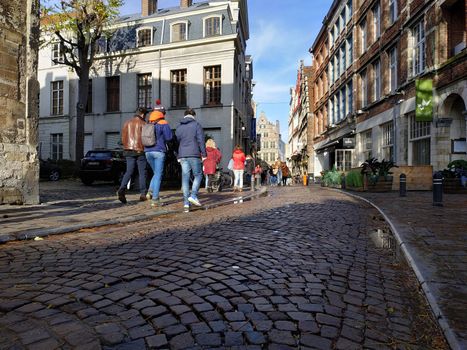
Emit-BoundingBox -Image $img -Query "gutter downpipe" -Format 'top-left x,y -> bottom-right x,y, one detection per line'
158,18 -> 166,100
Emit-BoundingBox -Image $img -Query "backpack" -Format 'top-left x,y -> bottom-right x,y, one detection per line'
142,122 -> 157,147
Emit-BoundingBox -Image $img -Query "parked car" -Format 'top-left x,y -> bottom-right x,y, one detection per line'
79,149 -> 126,186
39,159 -> 61,181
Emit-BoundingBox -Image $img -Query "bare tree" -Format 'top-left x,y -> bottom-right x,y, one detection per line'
41,0 -> 123,166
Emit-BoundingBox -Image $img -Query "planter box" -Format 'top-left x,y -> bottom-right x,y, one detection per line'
365,176 -> 393,192
391,165 -> 433,190
443,178 -> 467,194
346,186 -> 365,192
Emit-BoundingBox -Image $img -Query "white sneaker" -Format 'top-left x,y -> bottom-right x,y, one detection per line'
183,204 -> 190,213
188,196 -> 202,207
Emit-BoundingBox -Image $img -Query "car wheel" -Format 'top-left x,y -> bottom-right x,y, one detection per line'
81,177 -> 94,186
49,170 -> 60,181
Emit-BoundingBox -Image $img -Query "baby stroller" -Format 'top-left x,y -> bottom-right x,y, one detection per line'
211,167 -> 233,192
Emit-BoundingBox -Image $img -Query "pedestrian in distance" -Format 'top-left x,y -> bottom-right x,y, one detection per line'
175,108 -> 207,212
274,158 -> 283,186
254,164 -> 262,189
144,109 -> 173,207
281,161 -> 290,186
203,138 -> 222,193
244,154 -> 255,191
117,107 -> 148,204
232,145 -> 246,192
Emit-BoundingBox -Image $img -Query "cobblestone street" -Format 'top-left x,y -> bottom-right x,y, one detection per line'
0,187 -> 447,349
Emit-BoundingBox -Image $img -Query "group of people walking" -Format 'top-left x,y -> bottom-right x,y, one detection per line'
116,104 -> 267,213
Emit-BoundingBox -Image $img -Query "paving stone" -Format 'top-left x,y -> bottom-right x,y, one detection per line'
300,333 -> 333,349
151,314 -> 178,329
245,331 -> 267,345
274,320 -> 297,331
169,333 -> 195,350
146,334 -> 168,348
195,332 -> 222,346
128,324 -> 155,339
225,311 -> 246,321
225,332 -> 244,346
268,329 -> 297,346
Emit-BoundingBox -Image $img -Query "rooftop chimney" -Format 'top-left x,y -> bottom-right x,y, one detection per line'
180,0 -> 193,9
142,0 -> 158,17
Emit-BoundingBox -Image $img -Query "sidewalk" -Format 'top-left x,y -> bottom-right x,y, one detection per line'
0,179 -> 266,244
338,187 -> 467,350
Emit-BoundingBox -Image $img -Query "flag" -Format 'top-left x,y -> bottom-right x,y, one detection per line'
415,79 -> 433,122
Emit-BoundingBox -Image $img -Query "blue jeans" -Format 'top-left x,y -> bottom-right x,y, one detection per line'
180,157 -> 202,206
146,151 -> 166,200
119,155 -> 147,195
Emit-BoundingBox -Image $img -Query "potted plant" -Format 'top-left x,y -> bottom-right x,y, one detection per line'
321,166 -> 342,188
360,157 -> 396,192
441,160 -> 467,194
345,170 -> 364,191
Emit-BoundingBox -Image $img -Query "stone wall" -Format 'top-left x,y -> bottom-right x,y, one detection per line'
0,0 -> 40,204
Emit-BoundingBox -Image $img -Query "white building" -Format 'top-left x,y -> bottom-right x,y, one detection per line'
38,0 -> 252,170
256,112 -> 283,165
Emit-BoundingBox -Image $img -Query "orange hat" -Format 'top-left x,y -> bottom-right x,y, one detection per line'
148,110 -> 164,122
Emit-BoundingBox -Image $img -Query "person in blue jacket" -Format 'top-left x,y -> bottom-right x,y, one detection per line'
175,108 -> 206,212
144,110 -> 173,207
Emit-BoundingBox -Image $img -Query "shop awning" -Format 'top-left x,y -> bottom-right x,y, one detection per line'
314,139 -> 339,153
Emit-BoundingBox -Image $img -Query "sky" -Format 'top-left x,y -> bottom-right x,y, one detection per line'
117,0 -> 334,140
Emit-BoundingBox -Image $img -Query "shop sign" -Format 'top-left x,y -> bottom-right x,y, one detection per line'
343,137 -> 355,149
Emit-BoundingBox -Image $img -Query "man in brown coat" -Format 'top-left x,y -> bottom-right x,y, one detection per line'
117,107 -> 148,203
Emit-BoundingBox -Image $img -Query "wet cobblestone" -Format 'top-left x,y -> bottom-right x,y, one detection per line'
0,186 -> 448,349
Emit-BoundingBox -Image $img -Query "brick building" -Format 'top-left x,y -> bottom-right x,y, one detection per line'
310,0 -> 466,174
0,0 -> 40,204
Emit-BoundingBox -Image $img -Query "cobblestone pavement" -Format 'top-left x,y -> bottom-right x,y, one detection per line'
0,186 -> 448,349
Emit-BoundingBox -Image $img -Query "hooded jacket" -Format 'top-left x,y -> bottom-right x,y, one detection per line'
144,111 -> 173,153
175,116 -> 207,159
203,147 -> 222,175
121,115 -> 146,154
232,149 -> 246,170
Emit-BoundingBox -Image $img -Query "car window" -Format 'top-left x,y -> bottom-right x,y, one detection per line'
86,151 -> 112,159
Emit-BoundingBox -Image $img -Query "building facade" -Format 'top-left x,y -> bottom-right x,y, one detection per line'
38,0 -> 252,170
256,112 -> 282,165
288,61 -> 313,177
310,0 -> 466,174
0,0 -> 40,204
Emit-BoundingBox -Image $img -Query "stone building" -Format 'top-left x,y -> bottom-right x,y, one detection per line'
37,0 -> 253,171
288,61 -> 313,177
310,0 -> 466,174
0,0 -> 40,204
257,112 -> 283,165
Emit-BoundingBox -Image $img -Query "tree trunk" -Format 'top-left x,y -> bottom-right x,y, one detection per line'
75,66 -> 89,170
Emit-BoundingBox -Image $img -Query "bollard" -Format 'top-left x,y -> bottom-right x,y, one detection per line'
399,173 -> 407,197
302,174 -> 307,186
341,175 -> 346,190
433,172 -> 443,207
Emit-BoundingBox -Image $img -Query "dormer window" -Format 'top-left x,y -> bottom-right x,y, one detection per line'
171,22 -> 187,42
137,28 -> 152,47
204,16 -> 221,37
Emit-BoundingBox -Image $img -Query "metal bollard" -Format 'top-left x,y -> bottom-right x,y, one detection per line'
433,172 -> 443,207
341,175 -> 346,190
399,173 -> 407,197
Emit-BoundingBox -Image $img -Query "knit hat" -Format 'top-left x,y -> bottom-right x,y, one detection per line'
148,110 -> 164,122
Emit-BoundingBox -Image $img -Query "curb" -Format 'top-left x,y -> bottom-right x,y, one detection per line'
4,187 -> 268,244
336,188 -> 461,350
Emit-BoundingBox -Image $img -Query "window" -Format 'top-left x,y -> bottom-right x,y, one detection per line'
363,130 -> 372,159
85,79 -> 92,114
204,65 -> 221,105
373,2 -> 381,40
106,76 -> 120,112
204,17 -> 221,37
381,121 -> 394,161
340,45 -> 345,75
346,81 -> 353,115
373,59 -> 381,101
51,42 -> 63,65
340,88 -> 346,119
346,0 -> 352,23
96,37 -> 107,54
346,35 -> 353,68
412,20 -> 426,76
171,69 -> 187,108
389,0 -> 398,25
361,70 -> 368,107
50,133 -> 63,160
389,47 -> 398,92
329,60 -> 334,83
138,73 -> 152,109
137,28 -> 152,47
336,149 -> 352,171
51,80 -> 63,116
360,19 -> 367,54
409,115 -> 431,165
105,132 -> 120,149
172,22 -> 187,42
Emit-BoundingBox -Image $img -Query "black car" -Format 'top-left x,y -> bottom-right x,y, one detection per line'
39,159 -> 61,181
79,149 -> 126,185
